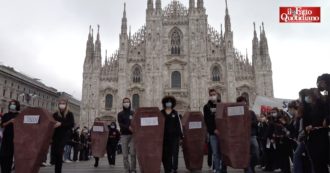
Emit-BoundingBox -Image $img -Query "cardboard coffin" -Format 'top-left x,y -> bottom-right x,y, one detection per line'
182,111 -> 206,171
132,107 -> 164,173
91,121 -> 109,158
14,107 -> 55,173
215,103 -> 251,169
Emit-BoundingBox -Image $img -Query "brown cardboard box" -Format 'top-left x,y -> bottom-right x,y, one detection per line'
215,103 -> 251,169
13,107 -> 55,173
131,107 -> 164,173
182,111 -> 206,171
91,121 -> 109,158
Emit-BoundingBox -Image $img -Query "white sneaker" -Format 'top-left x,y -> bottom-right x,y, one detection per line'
64,160 -> 72,163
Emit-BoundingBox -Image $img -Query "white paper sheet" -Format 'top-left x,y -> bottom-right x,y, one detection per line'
140,117 -> 159,126
23,115 -> 40,124
93,126 -> 104,132
227,106 -> 245,116
188,121 -> 202,129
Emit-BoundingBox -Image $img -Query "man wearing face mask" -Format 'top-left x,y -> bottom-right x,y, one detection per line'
118,98 -> 136,173
203,89 -> 225,173
107,122 -> 120,167
0,100 -> 20,173
161,95 -> 183,173
51,98 -> 75,173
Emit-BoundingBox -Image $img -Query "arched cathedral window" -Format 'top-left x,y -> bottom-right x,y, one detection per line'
105,94 -> 113,110
132,94 -> 140,110
171,30 -> 181,55
171,71 -> 181,88
212,66 -> 221,82
132,65 -> 142,83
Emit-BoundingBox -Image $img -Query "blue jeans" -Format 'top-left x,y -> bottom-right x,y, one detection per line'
245,136 -> 260,173
210,134 -> 222,173
63,145 -> 72,161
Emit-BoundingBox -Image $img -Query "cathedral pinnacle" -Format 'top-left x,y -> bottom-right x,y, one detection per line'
121,3 -> 127,35
224,0 -> 231,32
197,0 -> 204,9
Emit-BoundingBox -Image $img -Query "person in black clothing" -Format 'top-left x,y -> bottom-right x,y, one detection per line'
51,98 -> 75,173
79,127 -> 89,161
161,95 -> 183,173
0,100 -> 20,173
107,122 -> 120,167
118,97 -> 136,173
236,96 -> 259,173
303,88 -> 329,173
72,127 -> 80,162
204,89 -> 225,173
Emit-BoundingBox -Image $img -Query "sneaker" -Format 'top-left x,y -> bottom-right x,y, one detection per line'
64,160 -> 72,163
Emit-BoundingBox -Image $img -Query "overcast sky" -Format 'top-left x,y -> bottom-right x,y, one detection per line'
0,0 -> 329,100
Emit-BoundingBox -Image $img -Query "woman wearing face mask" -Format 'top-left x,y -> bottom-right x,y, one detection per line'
0,100 -> 20,173
161,95 -> 183,173
51,98 -> 75,173
302,88 -> 329,173
107,122 -> 120,167
118,98 -> 136,173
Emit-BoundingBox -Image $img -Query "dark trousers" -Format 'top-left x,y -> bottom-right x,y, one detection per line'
162,137 -> 180,173
0,143 -> 14,173
72,144 -> 79,161
51,143 -> 64,173
307,130 -> 329,173
207,141 -> 213,168
277,140 -> 291,173
107,144 -> 117,165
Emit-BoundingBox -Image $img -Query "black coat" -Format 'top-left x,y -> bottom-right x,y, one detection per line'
161,109 -> 183,140
203,101 -> 217,135
117,108 -> 134,135
0,112 -> 18,154
52,111 -> 75,147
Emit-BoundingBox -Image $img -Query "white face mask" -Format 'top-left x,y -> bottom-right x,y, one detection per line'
165,102 -> 172,108
59,104 -> 66,110
9,104 -> 16,111
209,96 -> 217,101
271,112 -> 277,117
111,125 -> 115,129
123,103 -> 130,108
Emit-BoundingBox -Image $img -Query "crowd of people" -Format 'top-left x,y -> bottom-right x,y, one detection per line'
0,73 -> 329,173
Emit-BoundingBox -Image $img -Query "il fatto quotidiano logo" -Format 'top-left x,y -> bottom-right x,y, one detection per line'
280,7 -> 321,23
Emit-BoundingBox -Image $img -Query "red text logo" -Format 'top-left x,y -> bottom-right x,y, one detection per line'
280,7 -> 321,23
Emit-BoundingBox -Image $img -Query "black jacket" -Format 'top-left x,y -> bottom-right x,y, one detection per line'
107,123 -> 120,146
203,100 -> 217,135
250,110 -> 258,137
161,109 -> 183,140
52,111 -> 75,146
118,108 -> 134,135
0,112 -> 18,148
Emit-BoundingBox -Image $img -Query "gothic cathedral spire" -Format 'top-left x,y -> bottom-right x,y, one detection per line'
156,0 -> 161,11
224,0 -> 231,33
189,0 -> 195,9
121,3 -> 127,35
197,0 -> 204,9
